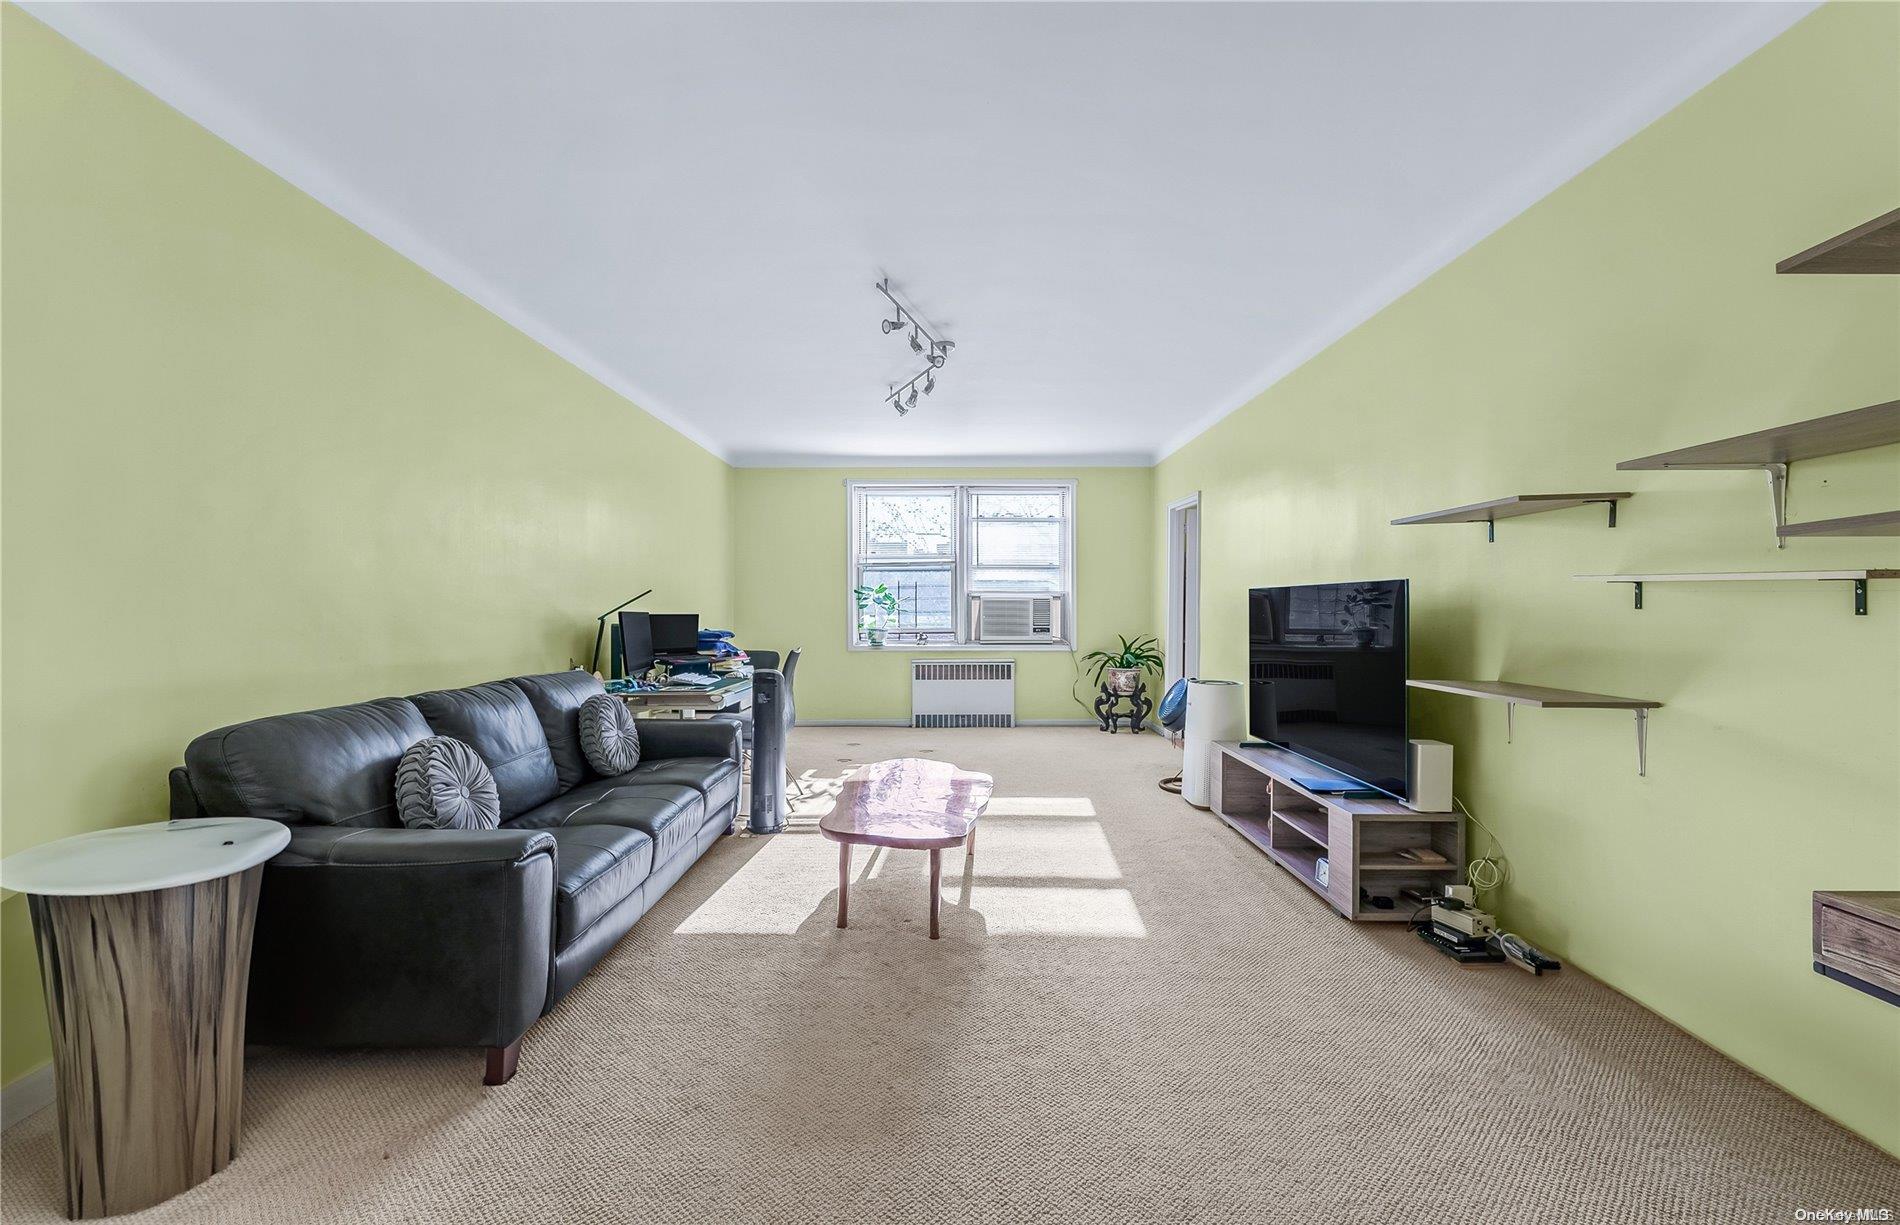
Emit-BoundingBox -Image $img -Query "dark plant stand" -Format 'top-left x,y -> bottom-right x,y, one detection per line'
1095,682 -> 1152,733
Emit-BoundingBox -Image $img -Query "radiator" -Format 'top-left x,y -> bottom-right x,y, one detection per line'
911,659 -> 1015,728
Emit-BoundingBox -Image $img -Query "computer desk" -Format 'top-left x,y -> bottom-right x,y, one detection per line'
612,671 -> 752,719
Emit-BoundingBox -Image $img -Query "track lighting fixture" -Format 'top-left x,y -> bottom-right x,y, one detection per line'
875,279 -> 958,417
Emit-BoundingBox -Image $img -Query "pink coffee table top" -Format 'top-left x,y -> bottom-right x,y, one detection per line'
819,758 -> 994,850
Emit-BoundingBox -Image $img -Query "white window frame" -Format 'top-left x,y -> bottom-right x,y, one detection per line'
846,478 -> 1076,651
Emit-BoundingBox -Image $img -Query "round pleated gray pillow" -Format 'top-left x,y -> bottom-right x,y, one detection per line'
578,694 -> 641,776
395,736 -> 501,830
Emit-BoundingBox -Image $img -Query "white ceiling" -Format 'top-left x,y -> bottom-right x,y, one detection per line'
31,2 -> 1813,466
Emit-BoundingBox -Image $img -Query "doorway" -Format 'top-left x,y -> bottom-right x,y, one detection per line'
1164,493 -> 1201,691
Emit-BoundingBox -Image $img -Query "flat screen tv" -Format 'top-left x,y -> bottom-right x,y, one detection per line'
1247,579 -> 1409,801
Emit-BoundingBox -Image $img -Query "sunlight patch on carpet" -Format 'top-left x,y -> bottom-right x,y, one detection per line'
672,833 -> 838,934
956,886 -> 1147,937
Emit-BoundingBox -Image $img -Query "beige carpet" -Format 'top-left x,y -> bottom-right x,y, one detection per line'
2,727 -> 1895,1223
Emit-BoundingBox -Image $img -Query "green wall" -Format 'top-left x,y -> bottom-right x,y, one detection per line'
0,7 -> 734,1085
1154,4 -> 1900,1153
731,468 -> 1154,723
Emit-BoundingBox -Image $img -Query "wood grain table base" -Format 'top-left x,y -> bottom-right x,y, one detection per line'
28,865 -> 264,1219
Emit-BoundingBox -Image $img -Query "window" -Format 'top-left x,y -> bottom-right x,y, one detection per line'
849,480 -> 1074,648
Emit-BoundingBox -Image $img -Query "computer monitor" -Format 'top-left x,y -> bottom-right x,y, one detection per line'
650,613 -> 701,656
616,610 -> 654,678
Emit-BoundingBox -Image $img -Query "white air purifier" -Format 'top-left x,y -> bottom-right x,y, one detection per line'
1407,739 -> 1453,813
1182,679 -> 1245,810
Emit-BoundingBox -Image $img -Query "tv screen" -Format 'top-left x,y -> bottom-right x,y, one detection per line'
1247,579 -> 1409,800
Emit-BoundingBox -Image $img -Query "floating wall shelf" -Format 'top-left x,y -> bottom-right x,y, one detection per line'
1574,570 -> 1900,616
1392,493 -> 1630,542
1617,400 -> 1900,546
1776,207 -> 1900,274
1777,510 -> 1900,539
1408,680 -> 1660,775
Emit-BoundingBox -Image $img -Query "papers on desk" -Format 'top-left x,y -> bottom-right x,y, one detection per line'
659,672 -> 722,689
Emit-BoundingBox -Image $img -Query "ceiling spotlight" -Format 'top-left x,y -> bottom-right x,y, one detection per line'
874,279 -> 955,419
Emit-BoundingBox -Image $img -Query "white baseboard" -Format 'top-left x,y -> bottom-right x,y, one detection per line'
1016,719 -> 1098,726
2,1063 -> 54,1130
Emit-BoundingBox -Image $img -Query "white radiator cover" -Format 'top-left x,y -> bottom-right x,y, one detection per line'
911,659 -> 1016,728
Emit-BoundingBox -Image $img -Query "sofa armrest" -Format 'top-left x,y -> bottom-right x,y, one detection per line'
247,826 -> 556,1049
638,718 -> 743,765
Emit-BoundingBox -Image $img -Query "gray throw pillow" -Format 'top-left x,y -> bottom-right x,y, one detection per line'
578,694 -> 641,776
395,736 -> 501,830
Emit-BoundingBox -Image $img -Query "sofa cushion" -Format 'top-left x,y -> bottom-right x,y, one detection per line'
410,681 -> 560,821
184,698 -> 433,827
578,694 -> 641,776
509,671 -> 606,790
629,757 -> 741,824
508,777 -> 706,862
545,825 -> 653,950
395,736 -> 501,831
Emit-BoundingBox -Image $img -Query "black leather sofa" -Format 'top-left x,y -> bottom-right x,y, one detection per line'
168,670 -> 741,1084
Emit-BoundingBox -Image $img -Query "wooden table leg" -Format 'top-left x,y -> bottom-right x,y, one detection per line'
929,847 -> 943,939
966,825 -> 977,861
836,842 -> 850,929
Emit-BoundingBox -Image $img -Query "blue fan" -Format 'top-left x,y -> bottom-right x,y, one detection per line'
1158,677 -> 1189,734
1158,677 -> 1190,794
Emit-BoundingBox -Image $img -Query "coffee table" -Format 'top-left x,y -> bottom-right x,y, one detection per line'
820,757 -> 994,939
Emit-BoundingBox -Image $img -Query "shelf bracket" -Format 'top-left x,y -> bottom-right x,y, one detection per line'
1486,520 -> 1496,544
1505,701 -> 1515,743
1854,577 -> 1868,616
1765,463 -> 1789,548
1635,709 -> 1649,777
1631,581 -> 1643,610
1589,498 -> 1619,529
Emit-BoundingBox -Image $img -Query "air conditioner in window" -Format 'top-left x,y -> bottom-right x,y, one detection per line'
970,593 -> 1064,644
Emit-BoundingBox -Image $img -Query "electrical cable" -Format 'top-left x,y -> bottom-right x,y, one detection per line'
1453,794 -> 1508,896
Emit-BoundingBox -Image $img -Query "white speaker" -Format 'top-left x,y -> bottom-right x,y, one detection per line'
1182,680 -> 1245,810
1407,739 -> 1453,813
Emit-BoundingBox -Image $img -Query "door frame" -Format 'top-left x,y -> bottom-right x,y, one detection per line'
1164,492 -> 1201,692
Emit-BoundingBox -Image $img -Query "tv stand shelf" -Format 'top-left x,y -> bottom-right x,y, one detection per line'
1211,741 -> 1463,922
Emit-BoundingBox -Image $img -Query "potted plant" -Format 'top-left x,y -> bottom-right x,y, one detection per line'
1339,583 -> 1394,647
852,583 -> 899,648
1084,634 -> 1163,695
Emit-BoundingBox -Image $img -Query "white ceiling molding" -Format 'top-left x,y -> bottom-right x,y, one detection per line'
1151,1 -> 1818,462
26,2 -> 1816,469
24,1 -> 732,463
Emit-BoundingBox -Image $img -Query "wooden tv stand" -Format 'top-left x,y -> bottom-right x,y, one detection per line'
1211,741 -> 1464,922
